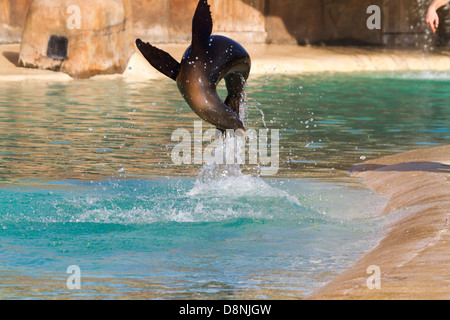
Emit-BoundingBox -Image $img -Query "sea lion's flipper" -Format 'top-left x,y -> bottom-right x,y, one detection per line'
224,73 -> 246,117
136,39 -> 180,81
192,0 -> 212,51
224,94 -> 243,118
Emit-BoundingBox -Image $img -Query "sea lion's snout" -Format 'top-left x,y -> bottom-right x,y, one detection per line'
223,109 -> 246,132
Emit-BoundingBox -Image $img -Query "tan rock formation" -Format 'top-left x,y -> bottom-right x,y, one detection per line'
18,0 -> 134,78
1,0 -> 446,47
0,0 -> 33,43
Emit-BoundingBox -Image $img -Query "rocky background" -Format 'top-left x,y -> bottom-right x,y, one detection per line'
2,0 -> 449,46
0,0 -> 449,78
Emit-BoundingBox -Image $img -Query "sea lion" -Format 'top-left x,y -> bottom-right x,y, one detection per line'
136,0 -> 251,132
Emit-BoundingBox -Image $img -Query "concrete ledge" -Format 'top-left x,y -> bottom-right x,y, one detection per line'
2,43 -> 450,81
309,145 -> 450,300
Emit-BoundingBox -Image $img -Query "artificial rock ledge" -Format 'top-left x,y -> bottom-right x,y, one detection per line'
18,0 -> 134,79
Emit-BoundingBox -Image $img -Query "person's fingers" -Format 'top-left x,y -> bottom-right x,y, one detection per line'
425,10 -> 440,33
426,19 -> 435,33
426,16 -> 439,33
430,17 -> 439,33
426,13 -> 434,31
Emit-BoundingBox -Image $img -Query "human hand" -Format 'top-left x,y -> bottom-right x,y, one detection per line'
425,7 -> 439,33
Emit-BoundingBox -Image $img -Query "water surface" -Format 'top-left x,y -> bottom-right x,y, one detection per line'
0,71 -> 448,299
1,71 -> 448,182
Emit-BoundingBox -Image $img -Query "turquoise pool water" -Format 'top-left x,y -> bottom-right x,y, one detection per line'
0,71 -> 448,299
0,176 -> 389,299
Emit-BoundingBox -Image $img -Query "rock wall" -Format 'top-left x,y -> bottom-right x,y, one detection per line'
130,0 -> 447,47
132,0 -> 266,44
18,0 -> 134,78
264,0 -> 447,47
0,0 -> 33,43
1,0 -> 448,46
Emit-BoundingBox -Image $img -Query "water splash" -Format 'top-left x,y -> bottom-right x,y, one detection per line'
252,102 -> 268,129
194,129 -> 242,181
187,102 -> 298,209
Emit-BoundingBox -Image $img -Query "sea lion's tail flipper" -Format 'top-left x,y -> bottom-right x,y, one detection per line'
136,39 -> 181,81
192,0 -> 212,50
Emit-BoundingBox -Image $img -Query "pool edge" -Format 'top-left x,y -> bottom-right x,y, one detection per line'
2,43 -> 450,81
307,145 -> 450,300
